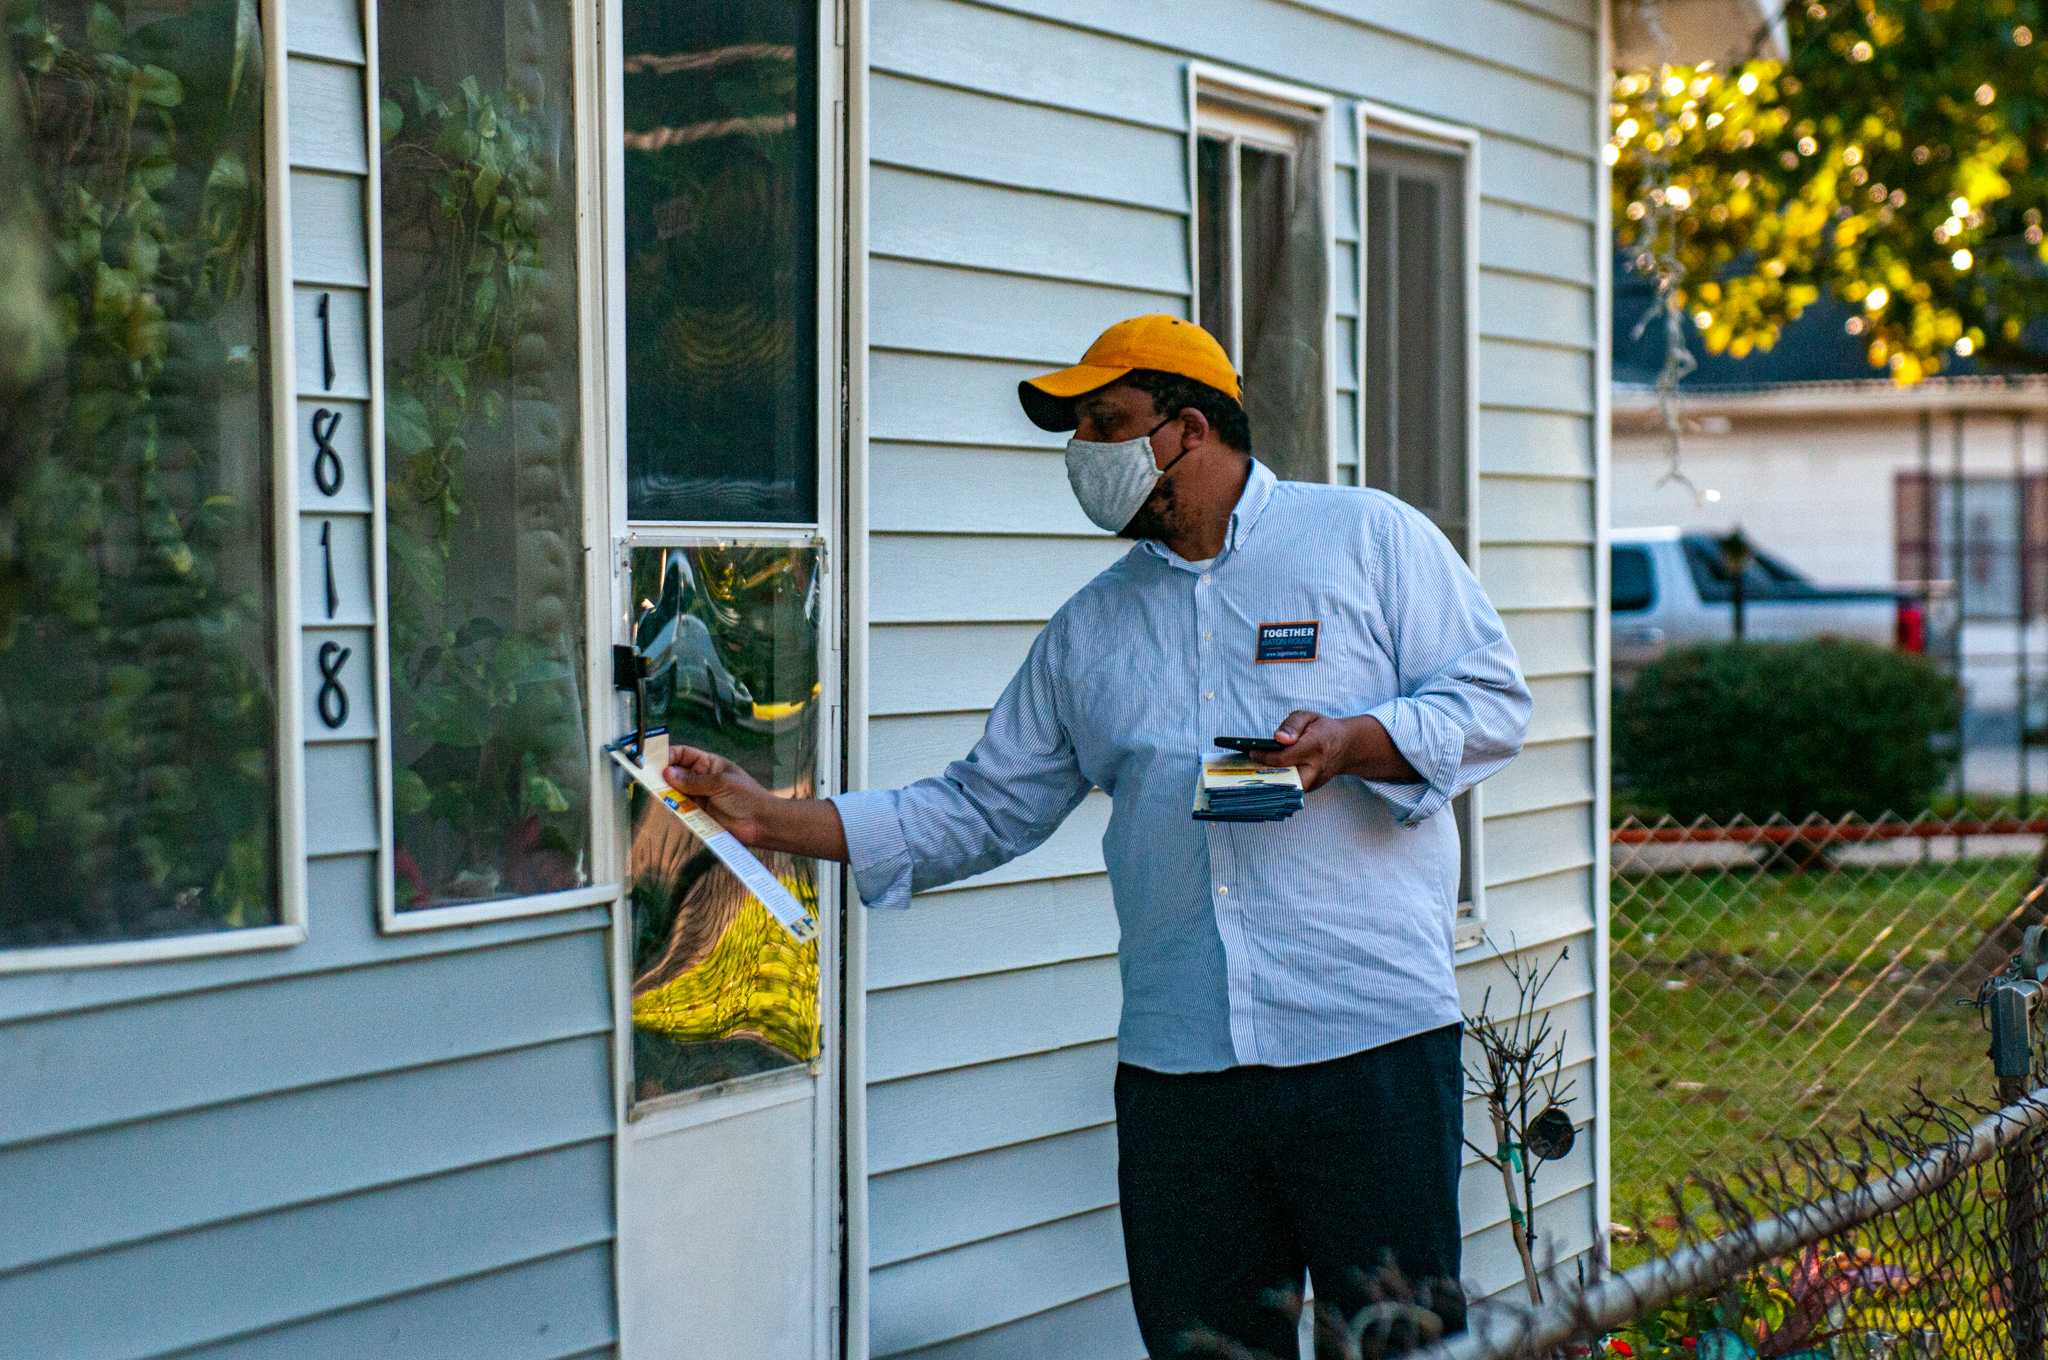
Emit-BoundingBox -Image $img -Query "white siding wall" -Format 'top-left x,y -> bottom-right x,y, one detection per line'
859,2 -> 1607,1355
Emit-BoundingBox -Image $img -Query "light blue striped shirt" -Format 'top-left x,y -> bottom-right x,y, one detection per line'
831,460 -> 1531,1072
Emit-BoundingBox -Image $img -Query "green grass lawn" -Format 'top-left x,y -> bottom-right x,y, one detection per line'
1609,854 -> 2041,1270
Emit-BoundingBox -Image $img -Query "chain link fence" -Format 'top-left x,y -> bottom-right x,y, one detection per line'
1190,875 -> 2048,1360
1611,814 -> 2048,1210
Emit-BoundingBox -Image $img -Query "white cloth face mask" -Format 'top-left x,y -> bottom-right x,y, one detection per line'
1063,416 -> 1187,533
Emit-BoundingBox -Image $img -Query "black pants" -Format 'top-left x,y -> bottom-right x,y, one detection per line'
1114,1022 -> 1468,1359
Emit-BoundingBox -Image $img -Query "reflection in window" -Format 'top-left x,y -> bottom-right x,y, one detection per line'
2,0 -> 278,949
1194,107 -> 1328,484
379,2 -> 590,909
627,543 -> 822,1100
622,3 -> 818,523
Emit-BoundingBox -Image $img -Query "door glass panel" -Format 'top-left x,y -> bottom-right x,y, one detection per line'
378,0 -> 592,910
4,0 -> 280,949
622,3 -> 818,523
625,542 -> 822,1100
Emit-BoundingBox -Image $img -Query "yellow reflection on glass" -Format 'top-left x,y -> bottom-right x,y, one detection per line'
626,543 -> 823,1101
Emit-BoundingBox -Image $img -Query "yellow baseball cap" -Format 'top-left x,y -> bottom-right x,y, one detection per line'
1017,314 -> 1242,432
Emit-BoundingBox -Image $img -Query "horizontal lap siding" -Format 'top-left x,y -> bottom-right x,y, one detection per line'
0,931 -> 617,1360
863,0 -> 1603,1351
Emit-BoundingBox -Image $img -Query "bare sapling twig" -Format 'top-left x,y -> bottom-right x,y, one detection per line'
1464,935 -> 1580,1308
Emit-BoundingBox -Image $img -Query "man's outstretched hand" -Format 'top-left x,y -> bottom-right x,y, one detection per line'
661,744 -> 851,862
662,745 -> 774,845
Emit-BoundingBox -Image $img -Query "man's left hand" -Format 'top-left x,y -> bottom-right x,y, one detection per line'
1254,710 -> 1423,791
1253,710 -> 1355,791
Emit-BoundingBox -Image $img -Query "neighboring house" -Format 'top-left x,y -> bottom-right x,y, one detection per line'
1612,268 -> 2048,715
1,3 -> 1624,1359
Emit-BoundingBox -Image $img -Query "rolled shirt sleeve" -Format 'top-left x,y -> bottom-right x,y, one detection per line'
827,622 -> 1092,908
1358,500 -> 1533,826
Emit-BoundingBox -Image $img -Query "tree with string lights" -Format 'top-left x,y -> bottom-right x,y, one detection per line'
1612,0 -> 2048,385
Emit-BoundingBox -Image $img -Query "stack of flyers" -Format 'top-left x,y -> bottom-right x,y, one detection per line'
1192,752 -> 1306,823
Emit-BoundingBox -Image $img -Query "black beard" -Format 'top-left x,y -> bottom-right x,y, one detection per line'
1118,475 -> 1179,542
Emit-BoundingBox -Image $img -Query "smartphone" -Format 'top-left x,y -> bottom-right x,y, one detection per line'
1213,735 -> 1285,754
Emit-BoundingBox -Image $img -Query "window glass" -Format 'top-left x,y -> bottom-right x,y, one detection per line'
1395,176 -> 1442,513
622,3 -> 818,523
626,543 -> 822,1100
1366,140 -> 1467,546
1933,480 -> 2020,619
379,1 -> 591,910
1612,546 -> 1656,613
1365,167 -> 1393,493
1238,143 -> 1287,367
3,0 -> 279,950
1196,134 -> 1229,351
1194,106 -> 1327,484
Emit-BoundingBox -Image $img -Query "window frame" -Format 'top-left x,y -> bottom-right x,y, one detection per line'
595,5 -> 852,1350
1185,61 -> 1337,485
597,0 -> 847,1121
1355,100 -> 1487,949
367,0 -> 624,934
2,0 -> 309,974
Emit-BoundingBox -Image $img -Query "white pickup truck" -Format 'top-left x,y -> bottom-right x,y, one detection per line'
1611,527 -> 1932,682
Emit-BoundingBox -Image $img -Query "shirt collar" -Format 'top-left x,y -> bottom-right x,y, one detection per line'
1227,458 -> 1278,551
1146,458 -> 1277,569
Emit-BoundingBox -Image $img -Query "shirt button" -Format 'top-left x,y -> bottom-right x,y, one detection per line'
1203,690 -> 1215,701
1202,630 -> 1213,642
1217,885 -> 1229,895
1200,573 -> 1211,584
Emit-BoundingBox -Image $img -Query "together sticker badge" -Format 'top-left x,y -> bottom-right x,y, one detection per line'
1255,619 -> 1320,663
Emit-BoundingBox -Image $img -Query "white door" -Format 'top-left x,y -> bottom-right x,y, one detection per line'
601,3 -> 847,1355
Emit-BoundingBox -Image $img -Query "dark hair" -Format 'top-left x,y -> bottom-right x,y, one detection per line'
1118,369 -> 1252,454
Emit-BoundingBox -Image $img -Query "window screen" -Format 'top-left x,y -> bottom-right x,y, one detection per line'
1364,139 -> 1467,550
1363,130 -> 1477,925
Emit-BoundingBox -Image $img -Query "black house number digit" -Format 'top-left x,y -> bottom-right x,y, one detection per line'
311,407 -> 343,496
317,640 -> 351,730
315,291 -> 335,391
320,521 -> 338,620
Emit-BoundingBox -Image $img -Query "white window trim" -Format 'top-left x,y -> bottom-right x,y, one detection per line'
368,0 -> 624,934
2,0 -> 309,974
1355,100 -> 1487,949
1185,61 -> 1338,484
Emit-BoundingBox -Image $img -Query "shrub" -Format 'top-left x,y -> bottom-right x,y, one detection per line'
1616,640 -> 1960,822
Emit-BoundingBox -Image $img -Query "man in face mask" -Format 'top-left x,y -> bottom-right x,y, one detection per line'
662,314 -> 1532,1357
